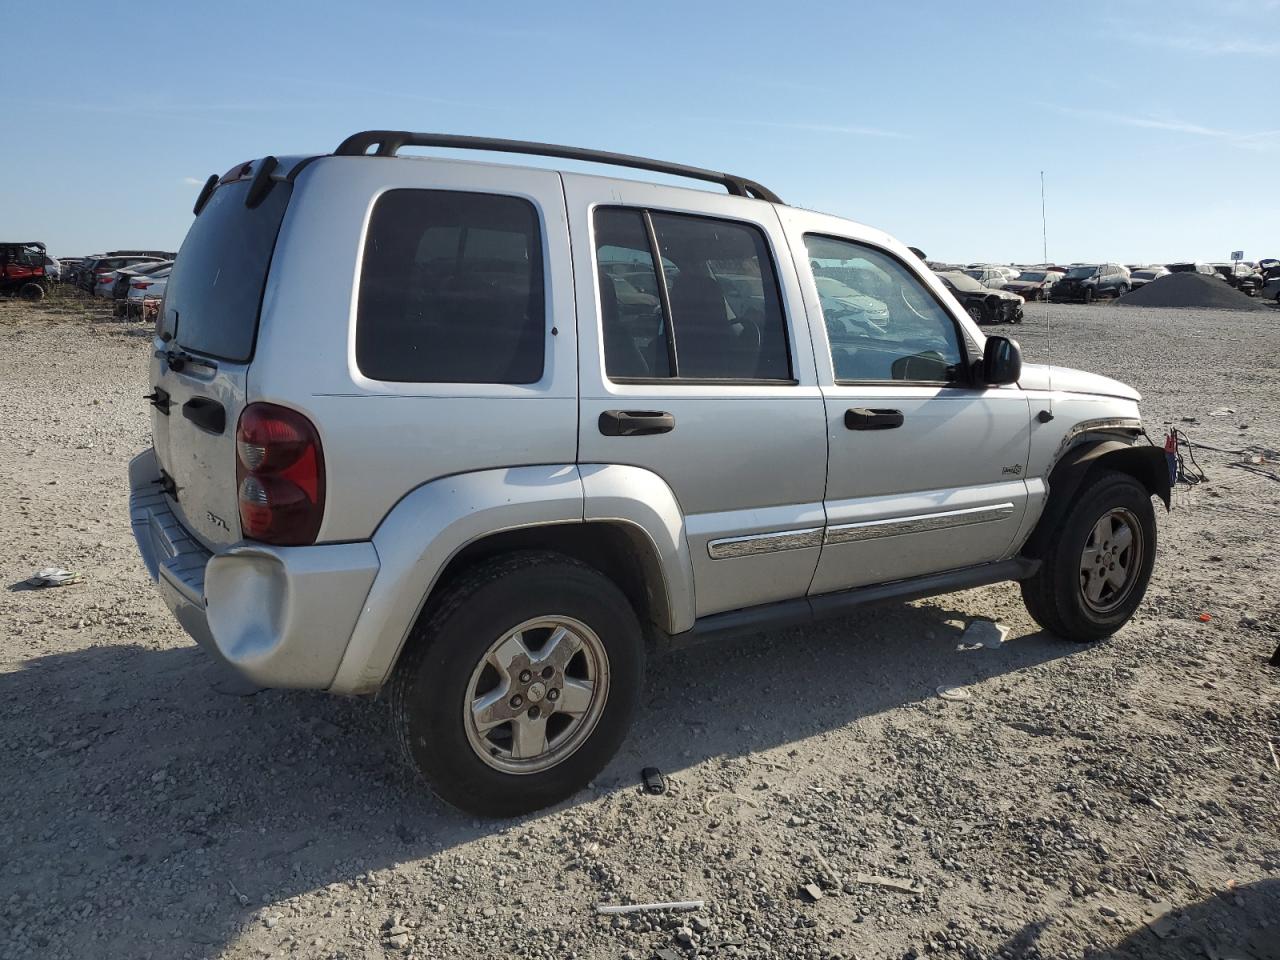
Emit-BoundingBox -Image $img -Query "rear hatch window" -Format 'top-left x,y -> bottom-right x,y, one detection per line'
162,178 -> 293,360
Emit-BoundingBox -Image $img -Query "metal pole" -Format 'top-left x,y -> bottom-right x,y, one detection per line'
1040,170 -> 1048,264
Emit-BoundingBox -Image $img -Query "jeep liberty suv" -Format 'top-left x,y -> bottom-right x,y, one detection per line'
130,131 -> 1168,817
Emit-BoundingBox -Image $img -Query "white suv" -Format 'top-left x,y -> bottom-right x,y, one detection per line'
130,131 -> 1169,816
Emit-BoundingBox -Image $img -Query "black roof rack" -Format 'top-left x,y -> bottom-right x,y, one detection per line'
333,130 -> 783,204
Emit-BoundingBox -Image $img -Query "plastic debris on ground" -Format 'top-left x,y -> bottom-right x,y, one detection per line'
936,686 -> 971,702
26,567 -> 84,588
958,620 -> 1010,649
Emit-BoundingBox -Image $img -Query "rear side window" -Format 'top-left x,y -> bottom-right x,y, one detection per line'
356,190 -> 545,384
593,207 -> 791,381
164,178 -> 293,361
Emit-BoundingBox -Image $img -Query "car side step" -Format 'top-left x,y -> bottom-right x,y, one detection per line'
664,558 -> 1040,651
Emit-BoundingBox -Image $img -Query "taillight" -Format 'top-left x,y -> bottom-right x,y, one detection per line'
235,403 -> 325,545
131,281 -> 152,290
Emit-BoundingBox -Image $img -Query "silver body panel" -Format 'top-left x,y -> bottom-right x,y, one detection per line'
564,173 -> 829,617
133,150 -> 1152,694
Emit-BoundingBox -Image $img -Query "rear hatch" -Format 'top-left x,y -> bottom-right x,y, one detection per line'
150,163 -> 293,549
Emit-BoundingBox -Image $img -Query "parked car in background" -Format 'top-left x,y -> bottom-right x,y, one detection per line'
1003,269 -> 1058,301
91,256 -> 166,297
124,264 -> 173,319
1129,266 -> 1169,289
42,256 -> 62,282
1263,275 -> 1280,302
1,241 -> 50,300
962,266 -> 1009,289
1049,263 -> 1130,302
1165,262 -> 1218,278
111,260 -> 173,315
936,271 -> 1024,323
1210,262 -> 1263,296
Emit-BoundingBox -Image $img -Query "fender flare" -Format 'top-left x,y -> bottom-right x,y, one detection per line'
1022,439 -> 1170,559
328,464 -> 695,695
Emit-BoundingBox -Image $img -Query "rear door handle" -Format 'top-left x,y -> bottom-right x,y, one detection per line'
845,407 -> 905,431
598,410 -> 675,437
182,397 -> 226,435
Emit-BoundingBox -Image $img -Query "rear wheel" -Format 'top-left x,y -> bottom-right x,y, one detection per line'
1116,284 -> 1130,298
18,282 -> 44,302
1021,470 -> 1157,642
389,551 -> 645,817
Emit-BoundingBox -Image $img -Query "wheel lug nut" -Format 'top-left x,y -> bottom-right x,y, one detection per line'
541,666 -> 554,680
510,694 -> 524,708
527,706 -> 541,719
547,688 -> 559,702
519,670 -> 532,683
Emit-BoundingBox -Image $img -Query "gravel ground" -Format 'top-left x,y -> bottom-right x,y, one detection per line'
2,292 -> 1278,960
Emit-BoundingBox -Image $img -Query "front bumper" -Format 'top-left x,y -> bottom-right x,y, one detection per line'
129,448 -> 380,690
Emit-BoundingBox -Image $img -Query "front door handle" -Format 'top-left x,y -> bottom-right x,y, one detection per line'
598,410 -> 675,437
845,407 -> 904,431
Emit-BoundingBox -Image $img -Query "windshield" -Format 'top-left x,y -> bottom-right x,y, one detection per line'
1133,270 -> 1159,279
163,178 -> 293,361
1065,265 -> 1099,279
1015,271 -> 1046,281
940,272 -> 984,293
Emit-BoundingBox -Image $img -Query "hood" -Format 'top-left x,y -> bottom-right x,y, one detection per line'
1017,363 -> 1141,401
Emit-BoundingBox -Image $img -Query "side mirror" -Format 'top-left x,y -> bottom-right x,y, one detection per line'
982,335 -> 1022,385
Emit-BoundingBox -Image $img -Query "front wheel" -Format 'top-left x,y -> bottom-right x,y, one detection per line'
1021,470 -> 1157,642
967,304 -> 984,324
389,551 -> 645,817
19,282 -> 45,302
1083,287 -> 1095,304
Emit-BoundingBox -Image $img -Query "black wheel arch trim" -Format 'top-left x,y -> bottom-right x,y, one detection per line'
1021,439 -> 1170,559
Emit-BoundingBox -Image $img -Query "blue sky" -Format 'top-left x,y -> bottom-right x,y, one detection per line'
7,0 -> 1278,264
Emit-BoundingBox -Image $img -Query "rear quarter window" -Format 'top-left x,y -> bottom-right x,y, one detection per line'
356,189 -> 546,384
163,178 -> 293,362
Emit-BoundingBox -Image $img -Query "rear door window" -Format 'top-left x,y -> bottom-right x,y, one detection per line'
164,178 -> 293,361
593,207 -> 791,381
356,190 -> 545,384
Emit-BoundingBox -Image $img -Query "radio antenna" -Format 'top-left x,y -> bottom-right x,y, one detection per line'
1041,169 -> 1054,419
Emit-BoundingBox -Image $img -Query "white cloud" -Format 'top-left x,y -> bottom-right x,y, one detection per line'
1132,33 -> 1280,56
1049,105 -> 1278,150
181,177 -> 205,186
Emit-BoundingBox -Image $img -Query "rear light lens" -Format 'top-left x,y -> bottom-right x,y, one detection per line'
131,281 -> 152,290
235,403 -> 325,545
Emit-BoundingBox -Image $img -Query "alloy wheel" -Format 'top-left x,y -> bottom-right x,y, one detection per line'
463,616 -> 610,774
1078,507 -> 1144,614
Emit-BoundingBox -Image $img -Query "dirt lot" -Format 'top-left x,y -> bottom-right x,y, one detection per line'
1,292 -> 1278,960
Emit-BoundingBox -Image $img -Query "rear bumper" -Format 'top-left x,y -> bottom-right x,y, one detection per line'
129,448 -> 380,690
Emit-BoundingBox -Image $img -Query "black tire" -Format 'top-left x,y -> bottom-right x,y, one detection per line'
1083,287 -> 1095,304
967,304 -> 984,325
19,282 -> 45,302
1116,284 -> 1129,299
389,551 -> 645,817
1021,470 -> 1157,642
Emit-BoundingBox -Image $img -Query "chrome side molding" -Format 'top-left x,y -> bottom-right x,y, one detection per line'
825,503 -> 1015,545
707,527 -> 823,560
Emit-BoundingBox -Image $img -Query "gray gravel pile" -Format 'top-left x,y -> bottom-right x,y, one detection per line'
1116,272 -> 1268,310
1,296 -> 1279,960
